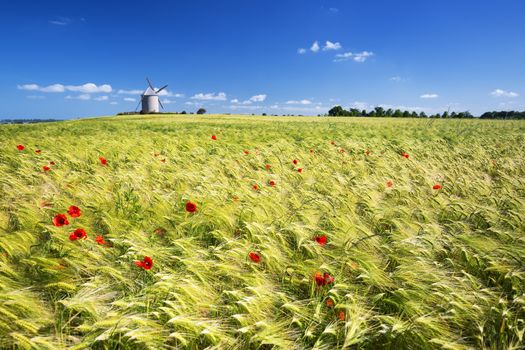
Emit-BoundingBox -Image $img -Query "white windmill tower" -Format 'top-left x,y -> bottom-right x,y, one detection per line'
138,78 -> 168,113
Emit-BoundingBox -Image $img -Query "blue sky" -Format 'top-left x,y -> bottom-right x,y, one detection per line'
1,0 -> 524,118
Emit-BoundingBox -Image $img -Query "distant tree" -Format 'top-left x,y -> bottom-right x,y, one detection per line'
349,108 -> 360,116
450,111 -> 457,118
262,113 -> 267,116
374,106 -> 385,117
385,108 -> 393,117
196,108 -> 206,115
181,110 -> 187,114
328,106 -> 345,116
361,109 -> 368,117
393,109 -> 403,118
402,111 -> 411,118
410,111 -> 419,118
369,110 -> 377,117
419,111 -> 428,118
442,111 -> 449,119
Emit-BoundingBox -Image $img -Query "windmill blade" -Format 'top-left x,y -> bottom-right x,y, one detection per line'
159,99 -> 165,111
146,78 -> 154,90
156,85 -> 168,94
134,99 -> 141,112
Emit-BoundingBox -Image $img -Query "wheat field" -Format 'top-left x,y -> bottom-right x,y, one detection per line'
0,115 -> 524,349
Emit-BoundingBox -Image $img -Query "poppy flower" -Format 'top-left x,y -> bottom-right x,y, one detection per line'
326,298 -> 334,308
68,205 -> 81,218
252,184 -> 259,191
386,180 -> 393,188
211,135 -> 217,140
297,168 -> 303,173
52,214 -> 69,227
401,152 -> 409,159
314,235 -> 327,246
17,145 -> 25,151
135,256 -> 153,270
232,196 -> 239,202
331,141 -> 336,145
43,165 -> 51,172
185,201 -> 197,213
35,149 -> 42,154
338,310 -> 345,321
365,150 -> 371,156
310,149 -> 315,153
69,228 -> 87,241
293,159 -> 298,165
339,148 -> 345,153
248,252 -> 261,263
433,184 -> 442,190
49,161 -> 55,166
154,228 -> 166,235
323,272 -> 335,285
269,180 -> 276,187
265,164 -> 271,170
99,156 -> 107,166
244,150 -> 250,155
95,235 -> 107,245
160,158 -> 166,163
315,271 -> 325,286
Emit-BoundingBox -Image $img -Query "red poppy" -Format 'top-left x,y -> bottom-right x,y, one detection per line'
338,310 -> 345,321
49,161 -> 55,166
160,158 -> 166,163
297,168 -> 303,173
310,149 -> 315,153
52,214 -> 69,227
339,148 -> 345,153
401,152 -> 409,159
43,165 -> 51,172
244,150 -> 250,155
323,272 -> 335,285
386,180 -> 393,188
135,256 -> 153,270
331,141 -> 336,145
293,159 -> 298,165
315,271 -> 325,286
433,184 -> 442,190
99,156 -> 107,166
365,150 -> 371,156
185,201 -> 197,213
95,235 -> 107,245
232,196 -> 239,202
269,180 -> 276,187
326,298 -> 334,308
252,184 -> 259,191
211,135 -> 217,140
314,235 -> 327,246
265,164 -> 271,170
68,205 -> 81,218
248,252 -> 261,263
69,228 -> 87,241
35,149 -> 42,154
17,144 -> 25,151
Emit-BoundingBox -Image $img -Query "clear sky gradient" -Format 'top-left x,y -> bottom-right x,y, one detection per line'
1,0 -> 524,118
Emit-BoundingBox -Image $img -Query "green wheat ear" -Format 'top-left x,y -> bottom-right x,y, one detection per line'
0,115 -> 524,349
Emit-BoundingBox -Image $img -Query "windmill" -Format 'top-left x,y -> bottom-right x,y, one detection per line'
137,78 -> 168,113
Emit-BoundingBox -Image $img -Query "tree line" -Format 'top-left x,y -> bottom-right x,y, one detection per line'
327,106 -> 525,119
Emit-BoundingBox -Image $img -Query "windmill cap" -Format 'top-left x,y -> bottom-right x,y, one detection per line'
143,87 -> 157,96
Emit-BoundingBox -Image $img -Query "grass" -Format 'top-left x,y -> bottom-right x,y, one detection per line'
0,114 -> 524,349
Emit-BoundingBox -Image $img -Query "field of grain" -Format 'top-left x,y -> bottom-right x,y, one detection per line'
0,115 -> 524,349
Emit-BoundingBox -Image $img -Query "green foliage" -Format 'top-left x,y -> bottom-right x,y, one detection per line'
0,115 -> 524,349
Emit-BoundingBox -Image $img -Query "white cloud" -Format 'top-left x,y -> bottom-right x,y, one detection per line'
490,89 -> 518,98
124,97 -> 136,102
230,99 -> 239,103
49,17 -> 70,26
18,83 -> 112,93
191,92 -> 227,101
390,76 -> 404,82
26,95 -> 45,99
286,99 -> 312,105
110,101 -> 118,105
420,93 -> 439,99
250,94 -> 267,102
41,84 -> 65,93
161,99 -> 174,104
329,8 -> 339,13
334,51 -> 374,63
297,48 -> 306,54
94,95 -> 109,101
66,83 -> 112,93
310,41 -> 320,53
323,41 -> 342,51
66,94 -> 91,100
118,89 -> 143,95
